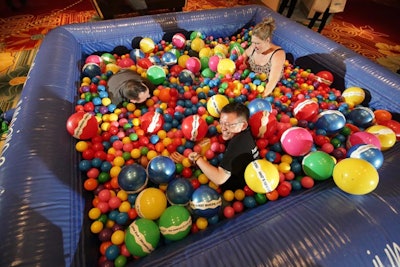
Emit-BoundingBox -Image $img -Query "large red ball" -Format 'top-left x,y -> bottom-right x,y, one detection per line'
141,111 -> 164,134
293,99 -> 319,122
66,112 -> 98,140
249,110 -> 278,139
316,71 -> 334,86
181,115 -> 208,141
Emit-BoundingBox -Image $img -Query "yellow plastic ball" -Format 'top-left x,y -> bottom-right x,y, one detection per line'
75,141 -> 89,152
223,190 -> 235,202
109,113 -> 118,122
207,94 -> 229,118
140,37 -> 155,53
342,87 -> 365,108
234,189 -> 245,201
109,166 -> 122,178
182,158 -> 192,168
198,173 -> 209,184
118,201 -> 131,213
178,54 -> 190,68
199,47 -> 213,58
90,221 -> 103,234
113,156 -> 125,167
102,98 -> 112,106
244,159 -> 280,194
146,150 -> 158,160
217,58 -> 236,76
100,122 -> 111,132
132,118 -> 140,127
117,190 -> 128,201
88,207 -> 101,220
135,188 -> 167,220
196,217 -> 208,230
278,162 -> 291,173
365,125 -> 396,151
191,37 -> 205,52
111,230 -> 125,245
130,148 -> 141,159
106,63 -> 120,74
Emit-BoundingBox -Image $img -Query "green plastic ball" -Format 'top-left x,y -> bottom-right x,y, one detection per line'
124,218 -> 160,257
159,205 -> 192,241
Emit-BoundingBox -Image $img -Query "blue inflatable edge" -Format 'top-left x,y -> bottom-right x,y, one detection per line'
0,5 -> 399,267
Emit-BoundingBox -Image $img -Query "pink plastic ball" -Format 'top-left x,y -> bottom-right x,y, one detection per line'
346,131 -> 381,150
172,33 -> 186,49
280,127 -> 314,156
185,57 -> 201,74
208,55 -> 220,72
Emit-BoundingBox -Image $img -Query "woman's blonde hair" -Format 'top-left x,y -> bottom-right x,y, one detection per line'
252,17 -> 276,41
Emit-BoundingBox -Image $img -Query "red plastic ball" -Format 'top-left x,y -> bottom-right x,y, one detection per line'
141,111 -> 164,134
249,111 -> 278,139
223,206 -> 235,218
181,115 -> 208,141
66,112 -> 98,140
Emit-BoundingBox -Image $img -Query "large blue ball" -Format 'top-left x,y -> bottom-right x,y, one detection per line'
315,110 -> 346,135
178,70 -> 195,85
347,144 -> 384,169
347,107 -> 375,128
166,178 -> 194,205
190,185 -> 221,218
161,52 -> 178,66
147,156 -> 176,184
248,98 -> 272,117
118,164 -> 148,193
82,63 -> 102,79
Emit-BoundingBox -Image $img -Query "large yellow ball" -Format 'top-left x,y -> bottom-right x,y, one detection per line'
206,94 -> 229,118
191,37 -> 205,52
342,87 -> 365,108
140,37 -> 156,53
333,158 -> 379,195
217,58 -> 236,76
244,159 -> 279,194
178,55 -> 190,68
135,188 -> 167,220
365,125 -> 396,151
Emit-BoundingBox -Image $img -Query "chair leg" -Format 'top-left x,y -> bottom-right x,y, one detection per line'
286,0 -> 297,18
308,11 -> 321,29
278,0 -> 290,14
317,8 -> 331,33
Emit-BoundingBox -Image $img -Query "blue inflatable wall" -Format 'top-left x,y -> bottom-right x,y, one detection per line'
0,5 -> 399,267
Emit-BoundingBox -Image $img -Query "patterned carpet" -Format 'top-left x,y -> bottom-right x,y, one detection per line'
0,0 -> 399,113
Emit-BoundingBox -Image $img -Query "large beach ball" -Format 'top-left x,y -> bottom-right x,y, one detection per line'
118,164 -> 148,193
347,144 -> 384,169
101,53 -> 116,64
280,127 -> 314,156
190,37 -> 205,52
207,94 -> 229,118
172,33 -> 186,49
181,114 -> 208,141
346,131 -> 381,150
166,178 -> 194,205
208,55 -> 220,72
125,218 -> 160,257
190,185 -> 222,218
129,48 -> 145,63
82,63 -> 102,79
161,51 -> 178,66
244,159 -> 279,193
66,112 -> 98,140
217,58 -> 236,76
302,151 -> 335,181
135,188 -> 167,220
365,125 -> 396,151
342,87 -> 365,108
185,57 -> 202,74
248,98 -> 272,117
141,111 -> 164,134
315,70 -> 334,86
147,65 -> 166,85
147,156 -> 176,184
333,158 -> 379,195
159,205 -> 192,241
178,69 -> 195,84
348,107 -> 375,128
249,110 -> 278,139
293,99 -> 319,121
139,37 -> 155,53
315,110 -> 346,135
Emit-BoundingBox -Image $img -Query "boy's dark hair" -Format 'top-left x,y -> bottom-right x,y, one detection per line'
221,102 -> 250,121
121,79 -> 155,101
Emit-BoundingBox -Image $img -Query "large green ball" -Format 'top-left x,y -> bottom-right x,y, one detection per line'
302,151 -> 335,181
159,205 -> 192,241
124,218 -> 160,257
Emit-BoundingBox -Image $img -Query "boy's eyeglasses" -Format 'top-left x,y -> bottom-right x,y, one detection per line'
219,121 -> 244,128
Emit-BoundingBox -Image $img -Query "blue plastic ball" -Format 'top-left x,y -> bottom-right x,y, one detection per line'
118,164 -> 148,193
347,144 -> 384,169
147,156 -> 176,185
190,185 -> 222,218
105,245 -> 120,261
161,52 -> 178,65
166,178 -> 194,205
315,110 -> 346,135
82,63 -> 102,79
129,48 -> 145,63
178,69 -> 195,84
347,107 -> 375,128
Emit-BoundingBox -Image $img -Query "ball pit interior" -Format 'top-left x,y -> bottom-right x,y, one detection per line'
1,4 -> 400,267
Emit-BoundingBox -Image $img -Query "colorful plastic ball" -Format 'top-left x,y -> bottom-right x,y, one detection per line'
178,69 -> 195,84
129,48 -> 145,63
315,110 -> 346,135
190,37 -> 205,52
82,63 -> 102,79
118,57 -> 135,68
190,185 -> 222,218
135,187 -> 167,220
172,33 -> 187,49
293,99 -> 319,122
147,156 -> 176,184
141,111 -> 164,134
159,205 -> 192,241
217,58 -> 236,76
249,110 -> 278,139
244,159 -> 279,193
66,112 -> 98,140
206,94 -> 229,118
124,218 -> 160,257
161,52 -> 178,66
139,37 -> 155,53
247,98 -> 272,117
365,125 -> 396,151
342,87 -> 365,108
208,55 -> 220,72
333,158 -> 379,195
166,178 -> 194,205
315,70 -> 334,86
101,53 -> 116,64
348,107 -> 375,128
302,151 -> 335,181
280,127 -> 313,156
181,114 -> 208,141
185,57 -> 202,74
146,65 -> 166,85
118,163 -> 148,193
347,144 -> 384,169
380,119 -> 400,141
346,131 -> 381,150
